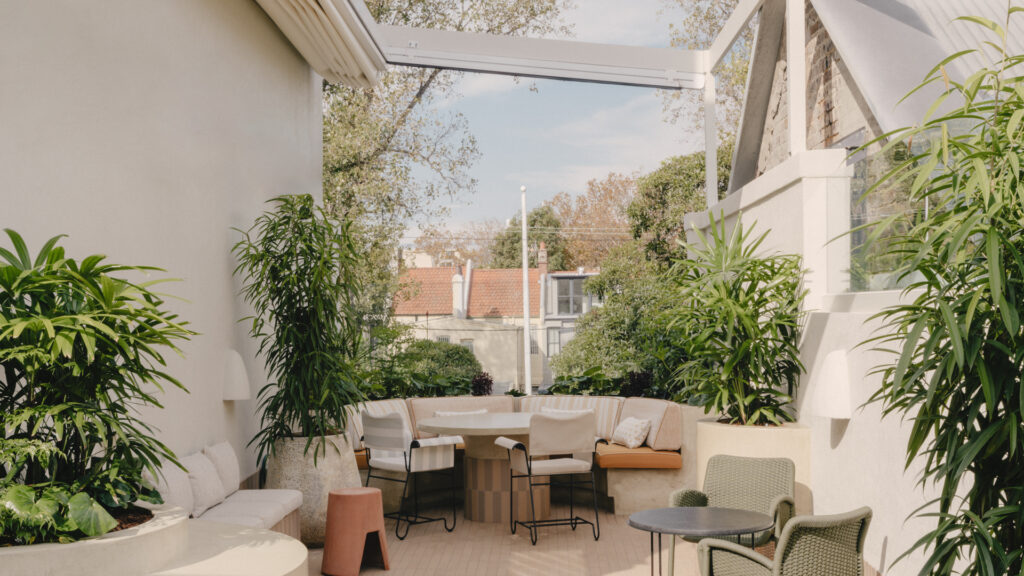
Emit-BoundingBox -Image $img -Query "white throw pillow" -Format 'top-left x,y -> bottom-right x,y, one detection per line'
145,461 -> 194,514
434,408 -> 488,417
180,453 -> 227,517
611,417 -> 652,449
203,442 -> 241,496
541,406 -> 594,416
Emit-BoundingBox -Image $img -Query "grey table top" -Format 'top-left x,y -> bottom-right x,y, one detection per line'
628,507 -> 774,537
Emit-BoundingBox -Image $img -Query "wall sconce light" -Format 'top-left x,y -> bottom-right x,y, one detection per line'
812,349 -> 852,420
223,349 -> 252,401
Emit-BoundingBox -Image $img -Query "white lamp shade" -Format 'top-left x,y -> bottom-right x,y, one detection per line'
223,349 -> 252,401
812,349 -> 852,420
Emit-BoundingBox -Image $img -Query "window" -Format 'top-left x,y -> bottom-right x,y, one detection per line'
460,339 -> 474,353
546,326 -> 576,357
556,278 -> 585,315
529,329 -> 539,354
436,335 -> 450,344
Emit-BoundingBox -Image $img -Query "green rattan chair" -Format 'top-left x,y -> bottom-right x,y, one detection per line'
670,454 -> 796,546
698,506 -> 872,576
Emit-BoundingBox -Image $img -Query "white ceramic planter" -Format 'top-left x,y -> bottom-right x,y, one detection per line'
265,433 -> 361,544
0,506 -> 188,576
696,419 -> 813,513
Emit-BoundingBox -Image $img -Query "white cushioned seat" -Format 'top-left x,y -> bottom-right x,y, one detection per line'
196,512 -> 265,529
180,453 -> 228,517
199,496 -> 287,528
226,488 -> 302,513
521,457 -> 592,476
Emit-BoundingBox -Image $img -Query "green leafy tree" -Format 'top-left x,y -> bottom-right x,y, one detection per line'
551,241 -> 674,394
0,230 -> 192,544
863,16 -> 1024,574
628,140 -> 733,262
489,205 -> 571,270
323,0 -> 569,318
233,195 -> 365,465
668,215 -> 805,425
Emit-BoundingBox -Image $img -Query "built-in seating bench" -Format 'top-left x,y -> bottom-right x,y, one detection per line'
345,394 -> 687,515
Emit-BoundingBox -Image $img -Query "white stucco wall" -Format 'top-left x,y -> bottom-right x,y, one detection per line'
686,151 -> 935,575
0,0 -> 322,481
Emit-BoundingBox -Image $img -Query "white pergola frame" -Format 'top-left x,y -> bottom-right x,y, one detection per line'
345,0 -> 807,209
260,0 -> 807,207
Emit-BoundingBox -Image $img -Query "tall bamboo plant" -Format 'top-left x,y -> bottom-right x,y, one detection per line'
233,195 -> 365,465
668,215 -> 806,425
864,12 -> 1024,575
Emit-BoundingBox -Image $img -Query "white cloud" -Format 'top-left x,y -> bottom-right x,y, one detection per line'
457,74 -> 524,99
509,92 -> 702,195
558,0 -> 684,47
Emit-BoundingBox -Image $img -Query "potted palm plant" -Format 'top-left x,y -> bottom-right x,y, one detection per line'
667,215 -> 810,505
233,194 -> 364,544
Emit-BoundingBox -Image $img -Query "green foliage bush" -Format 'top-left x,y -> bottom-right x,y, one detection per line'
864,18 -> 1024,573
667,215 -> 805,425
550,242 -> 675,398
362,338 -> 481,399
0,230 -> 191,544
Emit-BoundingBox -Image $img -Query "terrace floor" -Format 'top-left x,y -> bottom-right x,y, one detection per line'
306,505 -> 700,576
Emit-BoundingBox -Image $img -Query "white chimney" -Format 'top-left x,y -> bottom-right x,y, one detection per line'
452,269 -> 465,319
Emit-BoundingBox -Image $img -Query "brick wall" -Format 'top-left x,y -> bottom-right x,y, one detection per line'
756,1 -> 884,176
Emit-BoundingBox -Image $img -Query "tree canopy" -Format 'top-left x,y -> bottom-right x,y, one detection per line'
489,205 -> 571,271
627,139 -> 733,262
549,172 -> 635,269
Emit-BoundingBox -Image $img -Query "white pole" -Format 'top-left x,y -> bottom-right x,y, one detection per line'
703,72 -> 718,209
521,185 -> 532,395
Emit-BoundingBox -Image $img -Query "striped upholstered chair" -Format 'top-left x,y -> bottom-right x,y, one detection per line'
361,412 -> 460,539
698,507 -> 872,576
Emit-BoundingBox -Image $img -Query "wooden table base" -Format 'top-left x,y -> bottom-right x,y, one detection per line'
464,456 -> 550,524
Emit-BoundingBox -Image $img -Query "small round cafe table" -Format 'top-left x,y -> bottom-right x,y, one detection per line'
628,506 -> 774,576
417,412 -> 550,524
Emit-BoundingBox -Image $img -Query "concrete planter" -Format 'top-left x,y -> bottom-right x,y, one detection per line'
0,506 -> 188,576
696,419 -> 812,513
266,433 -> 361,545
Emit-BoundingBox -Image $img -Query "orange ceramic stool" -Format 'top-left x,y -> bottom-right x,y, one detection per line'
323,487 -> 390,576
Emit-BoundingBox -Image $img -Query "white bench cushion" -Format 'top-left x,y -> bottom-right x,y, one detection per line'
619,398 -> 682,451
198,489 -> 299,529
181,453 -> 227,517
146,461 -> 194,514
203,441 -> 241,496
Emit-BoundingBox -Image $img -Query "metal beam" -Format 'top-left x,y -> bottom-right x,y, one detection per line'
375,25 -> 706,90
708,0 -> 763,70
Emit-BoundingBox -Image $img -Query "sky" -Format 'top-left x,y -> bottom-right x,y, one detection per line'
408,0 -> 702,238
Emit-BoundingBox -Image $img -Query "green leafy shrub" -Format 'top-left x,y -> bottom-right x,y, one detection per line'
667,215 -> 805,425
399,339 -> 481,385
548,366 -> 620,396
863,16 -> 1024,573
233,195 -> 365,464
360,338 -> 479,400
0,230 -> 191,544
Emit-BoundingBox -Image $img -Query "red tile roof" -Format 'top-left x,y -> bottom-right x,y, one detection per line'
393,267 -> 540,318
467,268 -> 540,318
393,268 -> 456,316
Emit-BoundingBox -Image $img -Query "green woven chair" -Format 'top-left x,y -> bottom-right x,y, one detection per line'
698,507 -> 872,576
670,455 -> 796,546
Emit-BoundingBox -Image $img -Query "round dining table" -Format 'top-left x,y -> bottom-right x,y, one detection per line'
416,412 -> 550,524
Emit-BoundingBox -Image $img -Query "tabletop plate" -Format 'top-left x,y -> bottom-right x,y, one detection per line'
628,507 -> 774,537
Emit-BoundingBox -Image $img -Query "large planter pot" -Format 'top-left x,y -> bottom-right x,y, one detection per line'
266,433 -> 362,544
696,419 -> 812,514
0,506 -> 188,576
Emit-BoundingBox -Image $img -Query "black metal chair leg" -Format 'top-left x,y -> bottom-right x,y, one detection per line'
590,471 -> 600,540
444,466 -> 457,532
509,466 -> 517,534
395,474 -> 411,540
527,476 -> 538,545
570,473 -> 577,529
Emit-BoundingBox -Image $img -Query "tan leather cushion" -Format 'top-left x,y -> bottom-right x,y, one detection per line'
595,442 -> 682,469
408,396 -> 516,438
